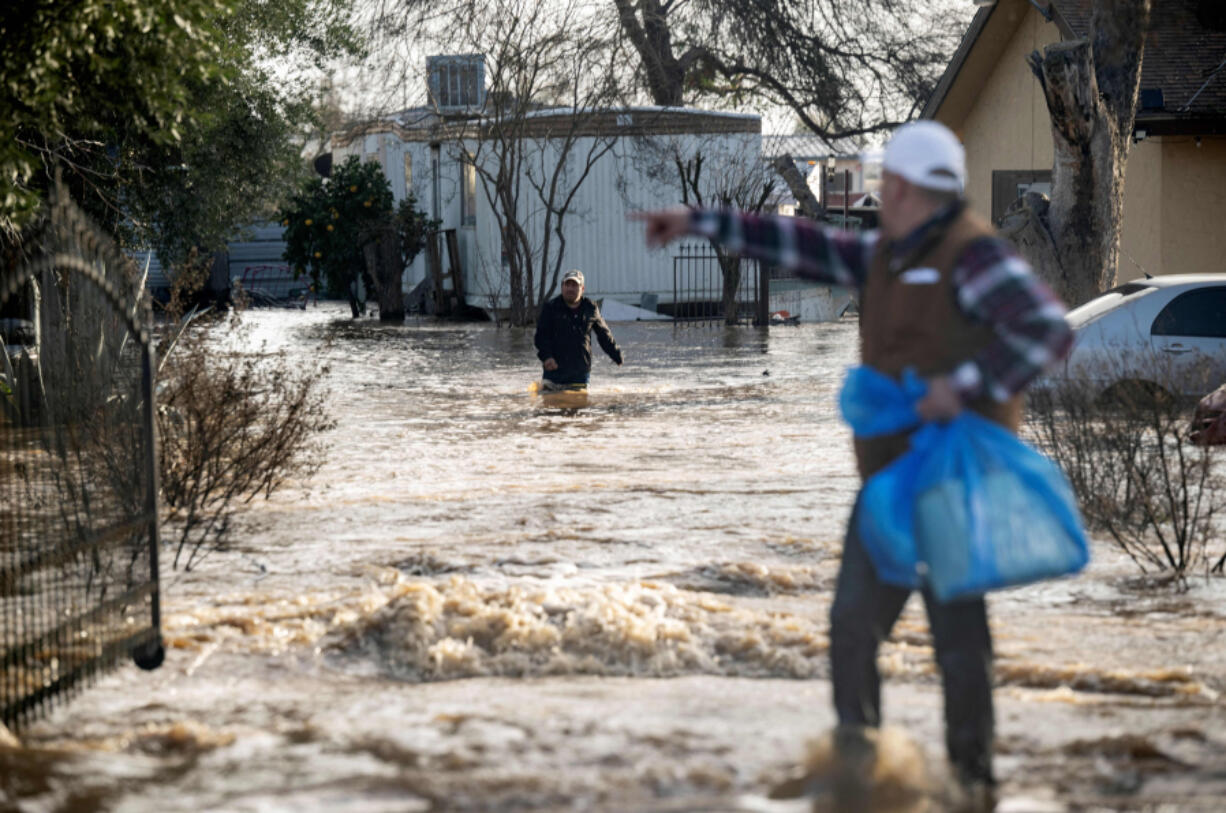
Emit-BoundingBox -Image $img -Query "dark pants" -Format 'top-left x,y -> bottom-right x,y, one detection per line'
543,368 -> 589,387
829,500 -> 995,784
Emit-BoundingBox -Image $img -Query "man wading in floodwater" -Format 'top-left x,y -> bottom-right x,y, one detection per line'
534,269 -> 624,391
632,121 -> 1073,811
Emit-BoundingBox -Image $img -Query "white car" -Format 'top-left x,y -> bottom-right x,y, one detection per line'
1053,274 -> 1226,401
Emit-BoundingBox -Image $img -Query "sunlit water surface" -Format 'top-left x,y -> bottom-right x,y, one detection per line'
5,304 -> 1226,812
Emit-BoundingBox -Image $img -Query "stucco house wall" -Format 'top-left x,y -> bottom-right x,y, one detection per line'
1157,137 -> 1226,276
930,0 -> 1226,281
957,5 -> 1059,218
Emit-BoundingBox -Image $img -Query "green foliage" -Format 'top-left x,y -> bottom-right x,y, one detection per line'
1,0 -> 363,263
121,0 -> 363,266
227,0 -> 362,68
280,156 -> 395,299
396,192 -> 440,267
121,76 -> 316,266
0,0 -> 230,232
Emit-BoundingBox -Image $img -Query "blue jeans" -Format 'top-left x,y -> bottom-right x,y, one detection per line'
829,499 -> 995,784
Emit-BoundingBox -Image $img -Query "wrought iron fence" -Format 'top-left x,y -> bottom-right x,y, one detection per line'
671,242 -> 767,325
1,183 -> 163,734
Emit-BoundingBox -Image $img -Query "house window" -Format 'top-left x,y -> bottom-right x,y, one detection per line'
461,159 -> 477,226
991,169 -> 1052,224
403,153 -> 412,193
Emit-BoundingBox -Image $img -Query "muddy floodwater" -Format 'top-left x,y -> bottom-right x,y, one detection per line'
5,304 -> 1226,812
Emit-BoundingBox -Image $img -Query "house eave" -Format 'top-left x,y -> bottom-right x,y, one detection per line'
921,4 -> 995,121
923,0 -> 1071,126
1132,114 -> 1226,137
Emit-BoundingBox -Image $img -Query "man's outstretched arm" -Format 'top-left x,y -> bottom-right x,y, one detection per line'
633,206 -> 875,289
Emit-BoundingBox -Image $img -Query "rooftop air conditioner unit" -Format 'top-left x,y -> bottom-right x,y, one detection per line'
427,55 -> 485,114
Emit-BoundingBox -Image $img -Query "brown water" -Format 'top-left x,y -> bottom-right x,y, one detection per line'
5,304 -> 1226,812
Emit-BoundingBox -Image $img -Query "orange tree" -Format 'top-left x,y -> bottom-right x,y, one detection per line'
281,156 -> 393,317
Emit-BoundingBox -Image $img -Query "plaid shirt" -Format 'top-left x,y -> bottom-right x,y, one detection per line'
690,207 -> 1073,403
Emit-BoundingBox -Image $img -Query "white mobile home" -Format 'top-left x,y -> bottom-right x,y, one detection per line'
329,107 -> 763,315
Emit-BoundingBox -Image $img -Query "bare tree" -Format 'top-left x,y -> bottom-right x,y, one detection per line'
771,154 -> 822,220
623,129 -> 778,323
1000,0 -> 1152,306
678,151 -> 778,324
430,0 -> 624,325
611,0 -> 962,141
156,267 -> 335,571
1028,375 -> 1224,591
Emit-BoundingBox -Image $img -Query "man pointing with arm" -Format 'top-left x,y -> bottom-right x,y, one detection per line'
633,121 -> 1073,809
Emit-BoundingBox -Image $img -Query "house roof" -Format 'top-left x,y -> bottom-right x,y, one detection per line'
1054,0 -> 1226,122
333,106 -> 762,147
761,133 -> 861,160
825,192 -> 881,210
924,0 -> 1226,133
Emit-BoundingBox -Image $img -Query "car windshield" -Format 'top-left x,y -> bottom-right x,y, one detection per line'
1065,282 -> 1155,328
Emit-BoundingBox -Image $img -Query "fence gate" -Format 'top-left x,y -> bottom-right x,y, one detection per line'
671,243 -> 768,325
1,184 -> 163,734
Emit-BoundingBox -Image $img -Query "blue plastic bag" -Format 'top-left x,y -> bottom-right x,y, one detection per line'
839,366 -> 1090,601
839,364 -> 927,438
839,365 -> 926,587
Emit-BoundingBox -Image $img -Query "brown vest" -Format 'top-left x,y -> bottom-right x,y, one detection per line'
853,209 -> 1023,480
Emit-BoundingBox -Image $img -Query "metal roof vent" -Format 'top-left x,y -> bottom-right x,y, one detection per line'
427,55 -> 485,114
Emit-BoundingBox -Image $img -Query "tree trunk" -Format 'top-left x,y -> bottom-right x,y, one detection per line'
363,226 -> 406,322
612,0 -> 688,105
505,224 -> 529,326
717,250 -> 741,325
1001,0 -> 1150,307
771,154 -> 822,219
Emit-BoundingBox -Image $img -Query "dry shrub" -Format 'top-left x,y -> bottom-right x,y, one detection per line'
155,258 -> 334,570
1027,379 -> 1225,588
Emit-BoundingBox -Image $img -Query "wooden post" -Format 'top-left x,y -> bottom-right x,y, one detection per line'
426,232 -> 444,315
756,261 -> 769,327
844,169 -> 851,229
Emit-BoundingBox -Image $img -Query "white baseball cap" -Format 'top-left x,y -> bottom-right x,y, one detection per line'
562,269 -> 584,285
882,121 -> 966,194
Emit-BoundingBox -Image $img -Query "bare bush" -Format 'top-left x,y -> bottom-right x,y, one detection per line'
155,267 -> 335,570
1027,381 -> 1225,588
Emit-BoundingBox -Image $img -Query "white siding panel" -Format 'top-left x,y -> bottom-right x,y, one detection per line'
129,251 -> 170,291
227,222 -> 289,288
342,116 -> 763,310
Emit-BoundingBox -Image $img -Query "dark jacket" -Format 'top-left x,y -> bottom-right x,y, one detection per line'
534,295 -> 623,384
